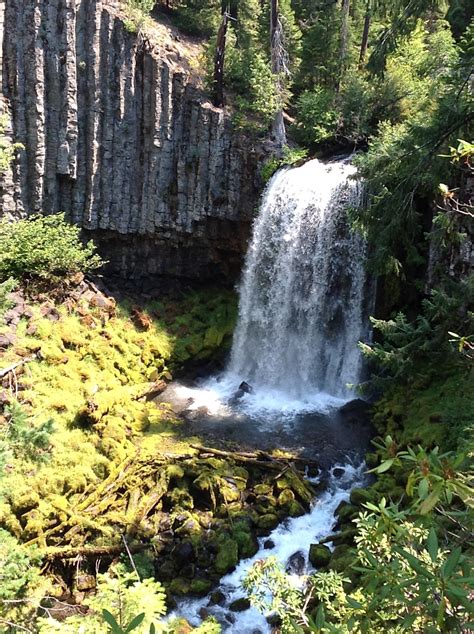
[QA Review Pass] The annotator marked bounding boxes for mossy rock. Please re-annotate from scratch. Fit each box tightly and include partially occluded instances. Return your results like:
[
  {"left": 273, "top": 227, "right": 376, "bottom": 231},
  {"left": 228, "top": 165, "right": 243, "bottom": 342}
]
[
  {"left": 215, "top": 537, "right": 239, "bottom": 574},
  {"left": 277, "top": 489, "right": 295, "bottom": 506},
  {"left": 167, "top": 464, "right": 185, "bottom": 480},
  {"left": 309, "top": 544, "right": 331, "bottom": 568},
  {"left": 254, "top": 483, "right": 273, "bottom": 495},
  {"left": 208, "top": 590, "right": 226, "bottom": 605},
  {"left": 233, "top": 527, "right": 259, "bottom": 559},
  {"left": 229, "top": 597, "right": 251, "bottom": 612},
  {"left": 167, "top": 487, "right": 194, "bottom": 511},
  {"left": 190, "top": 578, "right": 212, "bottom": 595},
  {"left": 349, "top": 488, "right": 373, "bottom": 507},
  {"left": 255, "top": 494, "right": 277, "bottom": 514},
  {"left": 169, "top": 577, "right": 191, "bottom": 595},
  {"left": 257, "top": 513, "right": 279, "bottom": 530},
  {"left": 286, "top": 472, "right": 314, "bottom": 506},
  {"left": 287, "top": 500, "right": 305, "bottom": 517},
  {"left": 218, "top": 480, "right": 241, "bottom": 504},
  {"left": 174, "top": 511, "right": 202, "bottom": 535},
  {"left": 328, "top": 544, "right": 356, "bottom": 574},
  {"left": 335, "top": 501, "right": 358, "bottom": 524},
  {"left": 331, "top": 528, "right": 358, "bottom": 546}
]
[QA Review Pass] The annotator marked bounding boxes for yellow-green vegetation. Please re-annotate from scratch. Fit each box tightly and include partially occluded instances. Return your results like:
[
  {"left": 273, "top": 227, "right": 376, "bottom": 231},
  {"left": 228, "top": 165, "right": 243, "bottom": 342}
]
[
  {"left": 372, "top": 366, "right": 473, "bottom": 452},
  {"left": 0, "top": 288, "right": 237, "bottom": 544}
]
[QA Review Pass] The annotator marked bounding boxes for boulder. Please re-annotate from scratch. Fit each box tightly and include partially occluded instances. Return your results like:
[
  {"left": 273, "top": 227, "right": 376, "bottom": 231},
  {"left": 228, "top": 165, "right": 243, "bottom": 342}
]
[
  {"left": 286, "top": 551, "right": 305, "bottom": 574},
  {"left": 208, "top": 590, "right": 226, "bottom": 606},
  {"left": 335, "top": 501, "right": 358, "bottom": 523},
  {"left": 229, "top": 597, "right": 251, "bottom": 612},
  {"left": 349, "top": 488, "right": 372, "bottom": 507},
  {"left": 215, "top": 537, "right": 239, "bottom": 574},
  {"left": 309, "top": 544, "right": 331, "bottom": 568},
  {"left": 256, "top": 514, "right": 279, "bottom": 530},
  {"left": 190, "top": 578, "right": 212, "bottom": 595},
  {"left": 328, "top": 544, "right": 355, "bottom": 573},
  {"left": 238, "top": 381, "right": 254, "bottom": 394}
]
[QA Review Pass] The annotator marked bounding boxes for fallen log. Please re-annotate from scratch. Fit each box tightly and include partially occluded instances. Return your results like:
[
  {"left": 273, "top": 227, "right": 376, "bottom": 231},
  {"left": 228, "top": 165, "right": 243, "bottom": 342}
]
[
  {"left": 191, "top": 444, "right": 293, "bottom": 472},
  {"left": 43, "top": 542, "right": 151, "bottom": 561}
]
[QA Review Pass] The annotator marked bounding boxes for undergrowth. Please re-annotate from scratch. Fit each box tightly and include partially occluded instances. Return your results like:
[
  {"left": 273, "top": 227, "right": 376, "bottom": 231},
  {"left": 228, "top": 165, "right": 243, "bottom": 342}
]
[{"left": 0, "top": 288, "right": 237, "bottom": 546}]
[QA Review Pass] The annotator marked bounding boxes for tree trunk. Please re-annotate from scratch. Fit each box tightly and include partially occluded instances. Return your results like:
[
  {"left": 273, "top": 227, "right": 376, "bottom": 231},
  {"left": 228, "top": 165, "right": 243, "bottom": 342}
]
[
  {"left": 212, "top": 6, "right": 229, "bottom": 107},
  {"left": 337, "top": 0, "right": 351, "bottom": 93},
  {"left": 359, "top": 2, "right": 371, "bottom": 68},
  {"left": 270, "top": 0, "right": 286, "bottom": 147}
]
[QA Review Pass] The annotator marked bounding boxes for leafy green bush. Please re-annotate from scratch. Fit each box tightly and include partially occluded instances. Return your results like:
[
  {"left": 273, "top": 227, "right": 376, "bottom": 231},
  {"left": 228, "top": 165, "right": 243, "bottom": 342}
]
[
  {"left": 261, "top": 145, "right": 309, "bottom": 183},
  {"left": 0, "top": 530, "right": 45, "bottom": 631},
  {"left": 173, "top": 0, "right": 221, "bottom": 36},
  {"left": 1, "top": 403, "right": 54, "bottom": 466},
  {"left": 293, "top": 88, "right": 339, "bottom": 146},
  {"left": 0, "top": 213, "right": 104, "bottom": 283},
  {"left": 37, "top": 564, "right": 167, "bottom": 633},
  {"left": 0, "top": 277, "right": 17, "bottom": 318},
  {"left": 122, "top": 0, "right": 155, "bottom": 33}
]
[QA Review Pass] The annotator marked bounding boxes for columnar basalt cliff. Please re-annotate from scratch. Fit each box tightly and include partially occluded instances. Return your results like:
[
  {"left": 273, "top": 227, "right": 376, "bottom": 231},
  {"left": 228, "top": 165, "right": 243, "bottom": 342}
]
[{"left": 1, "top": 0, "right": 263, "bottom": 282}]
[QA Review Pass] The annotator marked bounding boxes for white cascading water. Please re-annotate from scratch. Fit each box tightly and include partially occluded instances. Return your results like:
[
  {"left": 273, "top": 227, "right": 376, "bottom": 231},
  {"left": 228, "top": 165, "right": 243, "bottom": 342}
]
[
  {"left": 172, "top": 157, "right": 369, "bottom": 415},
  {"left": 230, "top": 158, "right": 367, "bottom": 400},
  {"left": 170, "top": 158, "right": 371, "bottom": 632}
]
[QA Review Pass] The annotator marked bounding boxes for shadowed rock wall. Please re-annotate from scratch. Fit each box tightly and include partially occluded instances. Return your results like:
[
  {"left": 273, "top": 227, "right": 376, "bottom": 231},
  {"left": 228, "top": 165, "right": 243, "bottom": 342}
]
[{"left": 1, "top": 0, "right": 262, "bottom": 282}]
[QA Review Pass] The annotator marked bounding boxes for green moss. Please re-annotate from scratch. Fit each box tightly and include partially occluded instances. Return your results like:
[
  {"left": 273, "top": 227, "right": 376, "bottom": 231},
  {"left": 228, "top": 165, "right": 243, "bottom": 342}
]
[
  {"left": 189, "top": 578, "right": 212, "bottom": 595},
  {"left": 214, "top": 536, "right": 239, "bottom": 574},
  {"left": 373, "top": 367, "right": 473, "bottom": 452},
  {"left": 309, "top": 544, "right": 331, "bottom": 568},
  {"left": 232, "top": 527, "right": 259, "bottom": 559},
  {"left": 256, "top": 513, "right": 279, "bottom": 530},
  {"left": 169, "top": 578, "right": 191, "bottom": 596},
  {"left": 328, "top": 544, "right": 356, "bottom": 574}
]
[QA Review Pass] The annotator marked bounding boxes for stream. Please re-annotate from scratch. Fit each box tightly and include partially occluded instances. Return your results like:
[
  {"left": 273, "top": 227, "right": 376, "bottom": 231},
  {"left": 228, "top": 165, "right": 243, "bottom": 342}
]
[{"left": 165, "top": 157, "right": 374, "bottom": 631}]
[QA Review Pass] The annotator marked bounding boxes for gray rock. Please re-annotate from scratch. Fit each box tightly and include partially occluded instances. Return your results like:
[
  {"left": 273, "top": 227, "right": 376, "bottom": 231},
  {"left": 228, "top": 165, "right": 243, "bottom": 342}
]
[{"left": 1, "top": 0, "right": 264, "bottom": 283}]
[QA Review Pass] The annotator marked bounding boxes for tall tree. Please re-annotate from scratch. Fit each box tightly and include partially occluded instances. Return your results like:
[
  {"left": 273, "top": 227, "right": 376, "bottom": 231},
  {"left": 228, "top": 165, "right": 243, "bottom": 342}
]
[
  {"left": 212, "top": 3, "right": 230, "bottom": 107},
  {"left": 337, "top": 0, "right": 351, "bottom": 91},
  {"left": 270, "top": 0, "right": 287, "bottom": 146},
  {"left": 359, "top": 0, "right": 371, "bottom": 67}
]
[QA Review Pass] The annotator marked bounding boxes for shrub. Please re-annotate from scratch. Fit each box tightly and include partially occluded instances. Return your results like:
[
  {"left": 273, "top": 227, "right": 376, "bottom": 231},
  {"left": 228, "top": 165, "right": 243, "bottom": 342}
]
[
  {"left": 0, "top": 277, "right": 17, "bottom": 317},
  {"left": 293, "top": 88, "right": 339, "bottom": 146},
  {"left": 0, "top": 213, "right": 104, "bottom": 283},
  {"left": 122, "top": 0, "right": 155, "bottom": 34}
]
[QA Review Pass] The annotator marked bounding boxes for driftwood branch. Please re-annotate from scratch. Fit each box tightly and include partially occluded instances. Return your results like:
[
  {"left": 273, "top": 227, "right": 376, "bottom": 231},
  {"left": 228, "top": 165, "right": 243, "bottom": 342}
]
[
  {"left": 0, "top": 355, "right": 37, "bottom": 379},
  {"left": 190, "top": 444, "right": 315, "bottom": 473},
  {"left": 43, "top": 542, "right": 151, "bottom": 561}
]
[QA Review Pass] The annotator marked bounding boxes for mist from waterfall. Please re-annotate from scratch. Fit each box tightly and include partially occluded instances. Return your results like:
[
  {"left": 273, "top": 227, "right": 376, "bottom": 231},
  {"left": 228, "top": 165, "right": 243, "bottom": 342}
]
[{"left": 228, "top": 157, "right": 368, "bottom": 401}]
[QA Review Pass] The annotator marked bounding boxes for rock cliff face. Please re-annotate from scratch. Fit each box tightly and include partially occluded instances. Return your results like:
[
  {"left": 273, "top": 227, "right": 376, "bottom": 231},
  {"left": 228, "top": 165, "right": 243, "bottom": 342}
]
[{"left": 1, "top": 0, "right": 263, "bottom": 283}]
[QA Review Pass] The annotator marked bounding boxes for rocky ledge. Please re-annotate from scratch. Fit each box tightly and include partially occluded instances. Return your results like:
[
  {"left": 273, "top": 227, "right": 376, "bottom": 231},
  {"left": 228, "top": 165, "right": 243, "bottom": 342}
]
[{"left": 1, "top": 0, "right": 263, "bottom": 283}]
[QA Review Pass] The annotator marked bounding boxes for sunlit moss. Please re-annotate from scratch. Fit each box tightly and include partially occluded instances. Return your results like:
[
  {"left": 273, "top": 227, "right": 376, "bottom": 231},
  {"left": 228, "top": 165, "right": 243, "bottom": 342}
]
[{"left": 1, "top": 288, "right": 237, "bottom": 544}]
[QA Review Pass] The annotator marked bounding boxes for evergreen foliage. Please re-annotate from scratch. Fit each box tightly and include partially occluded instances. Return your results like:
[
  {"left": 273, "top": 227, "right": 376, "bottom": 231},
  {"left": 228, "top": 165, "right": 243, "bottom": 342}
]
[
  {"left": 245, "top": 443, "right": 473, "bottom": 632},
  {"left": 0, "top": 213, "right": 104, "bottom": 283}
]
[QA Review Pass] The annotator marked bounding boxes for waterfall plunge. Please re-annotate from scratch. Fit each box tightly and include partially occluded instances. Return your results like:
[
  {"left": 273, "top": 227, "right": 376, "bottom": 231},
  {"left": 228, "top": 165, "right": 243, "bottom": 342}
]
[
  {"left": 229, "top": 158, "right": 368, "bottom": 400},
  {"left": 171, "top": 156, "right": 370, "bottom": 416}
]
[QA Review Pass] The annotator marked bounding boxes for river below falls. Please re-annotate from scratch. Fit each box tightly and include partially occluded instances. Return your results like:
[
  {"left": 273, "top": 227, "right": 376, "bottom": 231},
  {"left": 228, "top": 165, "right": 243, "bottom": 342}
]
[{"left": 161, "top": 378, "right": 374, "bottom": 633}]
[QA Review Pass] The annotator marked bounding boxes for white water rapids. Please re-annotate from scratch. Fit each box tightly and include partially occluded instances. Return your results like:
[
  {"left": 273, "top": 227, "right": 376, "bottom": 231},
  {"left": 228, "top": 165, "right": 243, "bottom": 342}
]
[
  {"left": 175, "top": 463, "right": 366, "bottom": 632},
  {"left": 168, "top": 158, "right": 372, "bottom": 632}
]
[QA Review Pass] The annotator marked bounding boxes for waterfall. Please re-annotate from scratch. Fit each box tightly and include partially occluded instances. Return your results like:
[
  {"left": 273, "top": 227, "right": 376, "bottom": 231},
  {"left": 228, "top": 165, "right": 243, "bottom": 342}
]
[
  {"left": 170, "top": 158, "right": 373, "bottom": 632},
  {"left": 229, "top": 157, "right": 368, "bottom": 400}
]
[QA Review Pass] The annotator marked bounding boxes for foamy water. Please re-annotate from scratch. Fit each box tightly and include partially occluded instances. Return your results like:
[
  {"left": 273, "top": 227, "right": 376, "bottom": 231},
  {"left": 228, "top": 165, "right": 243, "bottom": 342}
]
[{"left": 173, "top": 462, "right": 366, "bottom": 632}]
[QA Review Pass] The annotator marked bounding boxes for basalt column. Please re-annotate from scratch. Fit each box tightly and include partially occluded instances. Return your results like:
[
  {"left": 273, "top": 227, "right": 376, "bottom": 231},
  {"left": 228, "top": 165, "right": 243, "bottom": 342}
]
[{"left": 1, "top": 0, "right": 262, "bottom": 282}]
